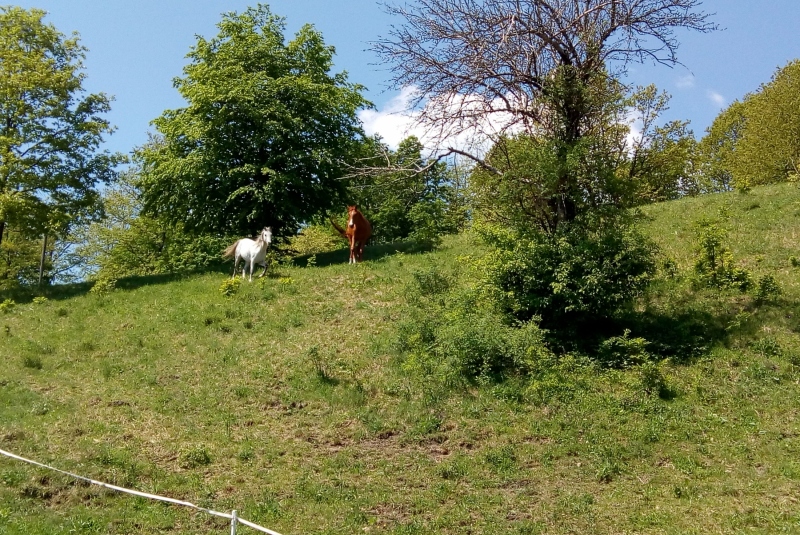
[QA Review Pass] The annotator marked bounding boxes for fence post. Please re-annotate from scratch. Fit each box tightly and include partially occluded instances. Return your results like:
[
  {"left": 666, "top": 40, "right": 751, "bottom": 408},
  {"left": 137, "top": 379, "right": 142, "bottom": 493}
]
[{"left": 231, "top": 509, "right": 238, "bottom": 535}]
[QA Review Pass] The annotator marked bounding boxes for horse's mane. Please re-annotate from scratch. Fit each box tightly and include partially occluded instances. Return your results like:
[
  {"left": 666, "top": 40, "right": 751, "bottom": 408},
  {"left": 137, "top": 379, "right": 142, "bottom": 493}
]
[{"left": 255, "top": 229, "right": 271, "bottom": 246}]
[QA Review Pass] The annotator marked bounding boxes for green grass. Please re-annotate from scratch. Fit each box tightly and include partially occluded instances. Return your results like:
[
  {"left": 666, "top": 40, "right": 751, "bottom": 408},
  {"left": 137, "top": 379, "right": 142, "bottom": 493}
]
[{"left": 2, "top": 184, "right": 800, "bottom": 534}]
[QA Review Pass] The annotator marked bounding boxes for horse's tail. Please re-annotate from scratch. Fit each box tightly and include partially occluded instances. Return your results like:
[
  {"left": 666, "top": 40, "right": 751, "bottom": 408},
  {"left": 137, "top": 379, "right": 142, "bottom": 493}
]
[
  {"left": 329, "top": 217, "right": 348, "bottom": 238},
  {"left": 222, "top": 240, "right": 240, "bottom": 259}
]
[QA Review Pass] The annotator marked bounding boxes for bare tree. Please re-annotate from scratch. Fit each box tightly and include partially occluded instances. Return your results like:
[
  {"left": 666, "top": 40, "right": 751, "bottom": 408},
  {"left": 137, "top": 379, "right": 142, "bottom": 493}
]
[
  {"left": 373, "top": 0, "right": 716, "bottom": 228},
  {"left": 376, "top": 0, "right": 714, "bottom": 146}
]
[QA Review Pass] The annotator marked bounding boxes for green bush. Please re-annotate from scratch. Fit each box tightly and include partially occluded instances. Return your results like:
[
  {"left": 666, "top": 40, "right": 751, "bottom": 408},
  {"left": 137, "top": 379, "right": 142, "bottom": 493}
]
[
  {"left": 94, "top": 218, "right": 230, "bottom": 280},
  {"left": 692, "top": 215, "right": 752, "bottom": 291},
  {"left": 639, "top": 361, "right": 671, "bottom": 398},
  {"left": 0, "top": 299, "right": 16, "bottom": 314},
  {"left": 597, "top": 329, "right": 651, "bottom": 368},
  {"left": 755, "top": 274, "right": 781, "bottom": 304},
  {"left": 398, "top": 269, "right": 553, "bottom": 382},
  {"left": 407, "top": 199, "right": 449, "bottom": 247},
  {"left": 476, "top": 215, "right": 658, "bottom": 327},
  {"left": 89, "top": 277, "right": 116, "bottom": 296},
  {"left": 289, "top": 224, "right": 342, "bottom": 256}
]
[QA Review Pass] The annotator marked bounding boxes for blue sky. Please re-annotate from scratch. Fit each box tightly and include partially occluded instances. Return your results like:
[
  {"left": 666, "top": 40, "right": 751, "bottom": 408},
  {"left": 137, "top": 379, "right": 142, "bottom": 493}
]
[{"left": 11, "top": 0, "right": 800, "bottom": 157}]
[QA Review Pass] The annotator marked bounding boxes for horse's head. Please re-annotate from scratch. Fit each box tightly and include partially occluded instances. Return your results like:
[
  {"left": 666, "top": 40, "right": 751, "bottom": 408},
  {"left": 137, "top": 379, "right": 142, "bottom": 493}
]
[
  {"left": 261, "top": 227, "right": 272, "bottom": 244},
  {"left": 347, "top": 205, "right": 358, "bottom": 228}
]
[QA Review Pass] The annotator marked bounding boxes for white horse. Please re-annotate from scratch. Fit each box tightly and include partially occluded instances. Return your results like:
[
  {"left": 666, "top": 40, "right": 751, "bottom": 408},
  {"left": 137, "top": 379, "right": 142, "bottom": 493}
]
[{"left": 222, "top": 227, "right": 273, "bottom": 282}]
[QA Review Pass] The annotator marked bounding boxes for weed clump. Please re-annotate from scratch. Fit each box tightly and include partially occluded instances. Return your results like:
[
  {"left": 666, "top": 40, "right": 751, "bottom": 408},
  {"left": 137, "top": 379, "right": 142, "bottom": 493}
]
[
  {"left": 179, "top": 445, "right": 212, "bottom": 469},
  {"left": 219, "top": 278, "right": 241, "bottom": 297},
  {"left": 22, "top": 355, "right": 43, "bottom": 370}
]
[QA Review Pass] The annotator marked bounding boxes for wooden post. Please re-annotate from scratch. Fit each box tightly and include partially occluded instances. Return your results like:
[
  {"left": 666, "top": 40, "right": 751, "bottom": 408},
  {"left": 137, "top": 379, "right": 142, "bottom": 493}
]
[{"left": 38, "top": 234, "right": 48, "bottom": 286}]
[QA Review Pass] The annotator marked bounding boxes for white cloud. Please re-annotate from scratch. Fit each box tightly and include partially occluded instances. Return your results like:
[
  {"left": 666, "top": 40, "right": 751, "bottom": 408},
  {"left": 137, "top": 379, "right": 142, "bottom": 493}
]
[
  {"left": 358, "top": 87, "right": 426, "bottom": 150},
  {"left": 361, "top": 87, "right": 651, "bottom": 160},
  {"left": 707, "top": 90, "right": 727, "bottom": 108},
  {"left": 359, "top": 86, "right": 523, "bottom": 158},
  {"left": 675, "top": 75, "right": 695, "bottom": 89},
  {"left": 624, "top": 110, "right": 644, "bottom": 152}
]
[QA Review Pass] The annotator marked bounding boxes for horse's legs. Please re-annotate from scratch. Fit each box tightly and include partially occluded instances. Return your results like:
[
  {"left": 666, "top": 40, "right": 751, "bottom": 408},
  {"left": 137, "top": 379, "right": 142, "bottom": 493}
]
[
  {"left": 259, "top": 262, "right": 268, "bottom": 278},
  {"left": 349, "top": 236, "right": 356, "bottom": 264},
  {"left": 232, "top": 256, "right": 238, "bottom": 279},
  {"left": 248, "top": 260, "right": 254, "bottom": 282}
]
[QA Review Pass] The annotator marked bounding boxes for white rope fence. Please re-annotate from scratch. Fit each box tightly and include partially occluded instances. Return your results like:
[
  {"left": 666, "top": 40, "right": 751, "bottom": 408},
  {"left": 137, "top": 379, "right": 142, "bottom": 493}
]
[{"left": 0, "top": 447, "right": 285, "bottom": 535}]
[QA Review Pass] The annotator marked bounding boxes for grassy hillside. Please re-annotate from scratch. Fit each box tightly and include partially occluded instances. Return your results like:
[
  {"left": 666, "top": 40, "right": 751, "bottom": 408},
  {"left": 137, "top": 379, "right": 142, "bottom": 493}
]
[{"left": 2, "top": 184, "right": 800, "bottom": 534}]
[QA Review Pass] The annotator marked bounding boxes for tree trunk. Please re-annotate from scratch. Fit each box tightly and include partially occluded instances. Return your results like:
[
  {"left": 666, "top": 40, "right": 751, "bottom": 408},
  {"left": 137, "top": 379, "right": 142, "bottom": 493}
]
[
  {"left": 38, "top": 234, "right": 48, "bottom": 286},
  {"left": 0, "top": 220, "right": 4, "bottom": 248}
]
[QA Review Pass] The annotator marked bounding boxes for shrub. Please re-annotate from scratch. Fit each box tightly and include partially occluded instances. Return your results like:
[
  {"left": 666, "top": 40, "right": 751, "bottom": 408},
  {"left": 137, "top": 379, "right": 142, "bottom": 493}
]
[
  {"left": 0, "top": 299, "right": 16, "bottom": 314},
  {"left": 476, "top": 215, "right": 658, "bottom": 328},
  {"left": 692, "top": 215, "right": 752, "bottom": 291},
  {"left": 93, "top": 219, "right": 231, "bottom": 280},
  {"left": 398, "top": 275, "right": 553, "bottom": 382},
  {"left": 407, "top": 199, "right": 448, "bottom": 247},
  {"left": 639, "top": 361, "right": 671, "bottom": 398},
  {"left": 90, "top": 277, "right": 116, "bottom": 296},
  {"left": 289, "top": 224, "right": 342, "bottom": 256},
  {"left": 755, "top": 274, "right": 781, "bottom": 304},
  {"left": 597, "top": 330, "right": 651, "bottom": 368}
]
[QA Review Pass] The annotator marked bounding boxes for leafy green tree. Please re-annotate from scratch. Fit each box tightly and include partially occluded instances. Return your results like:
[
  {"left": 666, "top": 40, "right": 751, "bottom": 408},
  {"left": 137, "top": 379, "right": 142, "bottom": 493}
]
[
  {"left": 0, "top": 6, "right": 122, "bottom": 250},
  {"left": 695, "top": 100, "right": 747, "bottom": 192},
  {"left": 0, "top": 229, "right": 40, "bottom": 290},
  {"left": 698, "top": 61, "right": 800, "bottom": 191},
  {"left": 728, "top": 60, "right": 800, "bottom": 189},
  {"left": 459, "top": 78, "right": 674, "bottom": 331},
  {"left": 138, "top": 5, "right": 370, "bottom": 237},
  {"left": 623, "top": 85, "right": 699, "bottom": 203},
  {"left": 634, "top": 120, "right": 698, "bottom": 202},
  {"left": 69, "top": 169, "right": 229, "bottom": 280},
  {"left": 350, "top": 136, "right": 463, "bottom": 244}
]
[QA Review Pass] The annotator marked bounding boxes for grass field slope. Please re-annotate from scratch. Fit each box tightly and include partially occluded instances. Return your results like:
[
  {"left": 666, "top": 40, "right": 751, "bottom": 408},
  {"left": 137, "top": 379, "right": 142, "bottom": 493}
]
[{"left": 2, "top": 184, "right": 800, "bottom": 534}]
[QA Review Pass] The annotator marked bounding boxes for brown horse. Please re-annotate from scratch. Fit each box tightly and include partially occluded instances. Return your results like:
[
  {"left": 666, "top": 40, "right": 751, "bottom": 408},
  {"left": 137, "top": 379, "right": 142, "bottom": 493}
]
[{"left": 330, "top": 206, "right": 372, "bottom": 264}]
